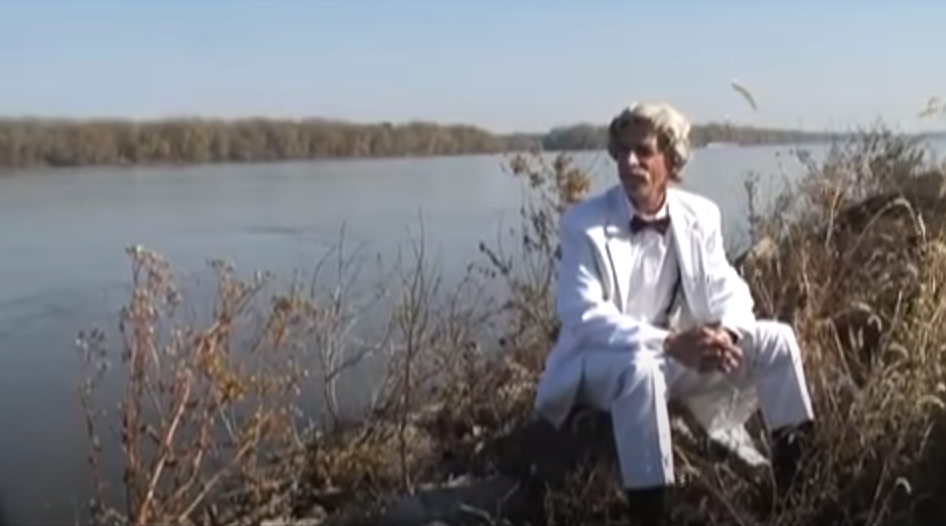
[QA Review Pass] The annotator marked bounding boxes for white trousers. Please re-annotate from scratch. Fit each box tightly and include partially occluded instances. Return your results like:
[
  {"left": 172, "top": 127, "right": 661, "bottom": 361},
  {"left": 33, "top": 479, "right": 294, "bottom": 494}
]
[{"left": 578, "top": 320, "right": 815, "bottom": 489}]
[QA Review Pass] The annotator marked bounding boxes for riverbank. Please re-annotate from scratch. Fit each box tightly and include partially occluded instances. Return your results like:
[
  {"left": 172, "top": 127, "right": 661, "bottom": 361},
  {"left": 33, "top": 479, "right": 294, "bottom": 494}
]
[
  {"left": 74, "top": 128, "right": 946, "bottom": 525},
  {"left": 0, "top": 116, "right": 839, "bottom": 171}
]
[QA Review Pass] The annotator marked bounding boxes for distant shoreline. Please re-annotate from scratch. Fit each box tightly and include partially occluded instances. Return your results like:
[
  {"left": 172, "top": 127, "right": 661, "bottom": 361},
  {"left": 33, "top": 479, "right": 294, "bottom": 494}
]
[
  {"left": 0, "top": 142, "right": 828, "bottom": 175},
  {"left": 0, "top": 116, "right": 861, "bottom": 171}
]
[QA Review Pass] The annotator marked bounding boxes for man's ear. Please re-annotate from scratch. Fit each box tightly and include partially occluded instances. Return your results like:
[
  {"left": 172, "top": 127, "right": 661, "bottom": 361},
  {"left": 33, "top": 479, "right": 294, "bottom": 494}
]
[
  {"left": 660, "top": 142, "right": 680, "bottom": 180},
  {"left": 664, "top": 156, "right": 681, "bottom": 182}
]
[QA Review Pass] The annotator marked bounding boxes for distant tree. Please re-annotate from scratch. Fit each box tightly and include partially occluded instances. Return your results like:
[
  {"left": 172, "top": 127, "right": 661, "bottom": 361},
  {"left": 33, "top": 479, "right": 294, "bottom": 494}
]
[{"left": 0, "top": 117, "right": 841, "bottom": 170}]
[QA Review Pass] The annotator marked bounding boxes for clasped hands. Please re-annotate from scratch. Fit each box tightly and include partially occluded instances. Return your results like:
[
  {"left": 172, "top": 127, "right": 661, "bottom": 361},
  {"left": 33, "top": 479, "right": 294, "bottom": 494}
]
[{"left": 664, "top": 323, "right": 742, "bottom": 374}]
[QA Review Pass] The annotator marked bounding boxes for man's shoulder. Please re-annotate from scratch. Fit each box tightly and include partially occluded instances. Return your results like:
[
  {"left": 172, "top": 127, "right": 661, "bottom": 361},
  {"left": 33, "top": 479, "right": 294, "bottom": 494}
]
[
  {"left": 558, "top": 186, "right": 723, "bottom": 232},
  {"left": 670, "top": 187, "right": 722, "bottom": 225},
  {"left": 560, "top": 187, "right": 616, "bottom": 233}
]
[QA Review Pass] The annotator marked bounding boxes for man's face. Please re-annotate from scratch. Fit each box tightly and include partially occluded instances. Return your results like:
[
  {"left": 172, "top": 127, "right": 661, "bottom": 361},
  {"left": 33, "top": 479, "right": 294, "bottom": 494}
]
[{"left": 613, "top": 121, "right": 671, "bottom": 204}]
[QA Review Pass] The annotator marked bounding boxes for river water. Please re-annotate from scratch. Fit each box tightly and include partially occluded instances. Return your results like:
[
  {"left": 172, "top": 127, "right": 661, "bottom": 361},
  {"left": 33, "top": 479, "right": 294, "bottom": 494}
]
[{"left": 0, "top": 141, "right": 940, "bottom": 523}]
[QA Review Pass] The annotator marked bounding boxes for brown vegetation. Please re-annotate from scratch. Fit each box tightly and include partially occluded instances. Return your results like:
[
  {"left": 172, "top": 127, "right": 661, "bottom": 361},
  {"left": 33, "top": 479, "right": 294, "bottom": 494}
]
[
  {"left": 75, "top": 127, "right": 946, "bottom": 525},
  {"left": 0, "top": 117, "right": 838, "bottom": 170}
]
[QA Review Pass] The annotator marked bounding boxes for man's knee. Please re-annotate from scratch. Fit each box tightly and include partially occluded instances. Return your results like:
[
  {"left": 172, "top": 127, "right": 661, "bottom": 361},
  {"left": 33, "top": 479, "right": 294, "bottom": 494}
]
[
  {"left": 615, "top": 354, "right": 667, "bottom": 400},
  {"left": 752, "top": 320, "right": 803, "bottom": 368},
  {"left": 581, "top": 351, "right": 667, "bottom": 411}
]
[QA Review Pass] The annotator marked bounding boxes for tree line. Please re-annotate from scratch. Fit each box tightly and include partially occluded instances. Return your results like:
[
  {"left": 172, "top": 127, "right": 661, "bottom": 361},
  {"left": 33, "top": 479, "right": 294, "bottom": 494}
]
[{"left": 0, "top": 117, "right": 840, "bottom": 170}]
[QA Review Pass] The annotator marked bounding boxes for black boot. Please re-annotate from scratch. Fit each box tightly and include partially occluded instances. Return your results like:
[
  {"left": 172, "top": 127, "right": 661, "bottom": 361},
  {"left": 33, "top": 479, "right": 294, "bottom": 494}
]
[
  {"left": 771, "top": 420, "right": 815, "bottom": 495},
  {"left": 625, "top": 486, "right": 668, "bottom": 526}
]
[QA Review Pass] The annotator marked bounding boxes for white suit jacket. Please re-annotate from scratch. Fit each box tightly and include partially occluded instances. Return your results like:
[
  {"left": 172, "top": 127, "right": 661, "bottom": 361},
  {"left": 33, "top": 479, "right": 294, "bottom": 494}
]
[{"left": 534, "top": 184, "right": 762, "bottom": 451}]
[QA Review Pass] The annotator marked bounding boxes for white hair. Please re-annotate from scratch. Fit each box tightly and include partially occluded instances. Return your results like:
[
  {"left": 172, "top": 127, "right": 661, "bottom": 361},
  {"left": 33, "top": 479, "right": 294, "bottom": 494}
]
[{"left": 607, "top": 102, "right": 692, "bottom": 177}]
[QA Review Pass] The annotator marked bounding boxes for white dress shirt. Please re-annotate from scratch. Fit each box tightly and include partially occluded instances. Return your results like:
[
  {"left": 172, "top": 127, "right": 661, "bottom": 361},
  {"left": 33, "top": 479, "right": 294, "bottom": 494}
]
[{"left": 624, "top": 196, "right": 679, "bottom": 328}]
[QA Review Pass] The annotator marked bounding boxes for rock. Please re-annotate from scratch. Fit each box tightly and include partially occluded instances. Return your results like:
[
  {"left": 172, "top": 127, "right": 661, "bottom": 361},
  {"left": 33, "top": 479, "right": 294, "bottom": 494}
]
[
  {"left": 735, "top": 170, "right": 946, "bottom": 273},
  {"left": 736, "top": 184, "right": 936, "bottom": 317},
  {"left": 487, "top": 408, "right": 616, "bottom": 485},
  {"left": 372, "top": 475, "right": 521, "bottom": 526},
  {"left": 261, "top": 515, "right": 324, "bottom": 526},
  {"left": 259, "top": 505, "right": 328, "bottom": 526},
  {"left": 321, "top": 408, "right": 768, "bottom": 525},
  {"left": 487, "top": 405, "right": 766, "bottom": 489},
  {"left": 899, "top": 169, "right": 946, "bottom": 213}
]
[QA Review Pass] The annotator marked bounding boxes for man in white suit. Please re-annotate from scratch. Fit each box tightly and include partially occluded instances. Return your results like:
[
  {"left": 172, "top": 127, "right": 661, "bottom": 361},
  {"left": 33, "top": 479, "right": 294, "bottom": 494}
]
[{"left": 533, "top": 102, "right": 816, "bottom": 525}]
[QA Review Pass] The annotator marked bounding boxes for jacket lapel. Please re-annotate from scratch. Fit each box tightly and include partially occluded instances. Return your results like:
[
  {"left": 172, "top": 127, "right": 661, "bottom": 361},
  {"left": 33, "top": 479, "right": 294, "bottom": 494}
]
[
  {"left": 603, "top": 187, "right": 634, "bottom": 311},
  {"left": 667, "top": 189, "right": 702, "bottom": 319}
]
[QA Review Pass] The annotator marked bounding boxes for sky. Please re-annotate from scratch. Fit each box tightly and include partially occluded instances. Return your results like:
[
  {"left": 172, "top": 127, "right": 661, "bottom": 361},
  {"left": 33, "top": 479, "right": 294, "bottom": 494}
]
[{"left": 0, "top": 0, "right": 944, "bottom": 133}]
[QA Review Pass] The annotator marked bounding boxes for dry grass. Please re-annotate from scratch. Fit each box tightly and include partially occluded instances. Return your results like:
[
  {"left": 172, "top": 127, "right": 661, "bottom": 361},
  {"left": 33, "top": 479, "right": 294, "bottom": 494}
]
[{"left": 75, "top": 128, "right": 946, "bottom": 525}]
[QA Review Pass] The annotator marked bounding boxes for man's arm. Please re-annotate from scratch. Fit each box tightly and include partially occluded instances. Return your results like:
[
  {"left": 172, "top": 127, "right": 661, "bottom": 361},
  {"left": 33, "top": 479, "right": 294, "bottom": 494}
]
[
  {"left": 556, "top": 213, "right": 670, "bottom": 351},
  {"left": 701, "top": 206, "right": 756, "bottom": 344}
]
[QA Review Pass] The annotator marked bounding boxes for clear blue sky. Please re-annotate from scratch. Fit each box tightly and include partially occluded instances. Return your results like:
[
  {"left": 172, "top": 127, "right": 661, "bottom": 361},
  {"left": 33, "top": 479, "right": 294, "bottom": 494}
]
[{"left": 1, "top": 0, "right": 944, "bottom": 133}]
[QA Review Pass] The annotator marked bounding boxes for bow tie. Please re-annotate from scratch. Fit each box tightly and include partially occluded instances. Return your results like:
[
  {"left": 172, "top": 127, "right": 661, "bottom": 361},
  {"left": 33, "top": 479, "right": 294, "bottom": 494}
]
[{"left": 630, "top": 215, "right": 671, "bottom": 235}]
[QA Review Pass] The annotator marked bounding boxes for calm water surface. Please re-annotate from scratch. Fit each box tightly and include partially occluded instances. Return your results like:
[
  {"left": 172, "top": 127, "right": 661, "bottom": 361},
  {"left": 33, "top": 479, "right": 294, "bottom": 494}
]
[{"left": 1, "top": 141, "right": 940, "bottom": 523}]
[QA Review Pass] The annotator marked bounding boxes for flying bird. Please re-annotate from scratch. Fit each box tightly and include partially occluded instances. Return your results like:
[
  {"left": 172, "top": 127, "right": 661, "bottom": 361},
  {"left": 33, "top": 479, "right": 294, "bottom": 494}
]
[
  {"left": 918, "top": 96, "right": 941, "bottom": 118},
  {"left": 730, "top": 79, "right": 758, "bottom": 111}
]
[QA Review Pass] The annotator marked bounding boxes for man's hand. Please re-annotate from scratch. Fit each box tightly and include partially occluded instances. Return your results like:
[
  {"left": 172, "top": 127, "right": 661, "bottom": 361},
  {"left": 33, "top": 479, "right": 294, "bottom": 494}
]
[{"left": 664, "top": 324, "right": 742, "bottom": 374}]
